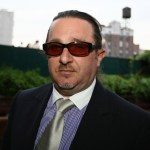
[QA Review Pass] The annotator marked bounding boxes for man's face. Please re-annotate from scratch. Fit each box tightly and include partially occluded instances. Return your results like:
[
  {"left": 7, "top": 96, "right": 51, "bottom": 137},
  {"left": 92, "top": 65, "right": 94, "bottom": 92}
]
[{"left": 47, "top": 17, "right": 105, "bottom": 96}]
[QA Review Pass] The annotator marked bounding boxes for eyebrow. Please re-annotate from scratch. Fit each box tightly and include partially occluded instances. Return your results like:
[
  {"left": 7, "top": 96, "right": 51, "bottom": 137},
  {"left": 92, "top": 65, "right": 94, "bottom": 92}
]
[
  {"left": 47, "top": 38, "right": 61, "bottom": 43},
  {"left": 47, "top": 38, "right": 86, "bottom": 44}
]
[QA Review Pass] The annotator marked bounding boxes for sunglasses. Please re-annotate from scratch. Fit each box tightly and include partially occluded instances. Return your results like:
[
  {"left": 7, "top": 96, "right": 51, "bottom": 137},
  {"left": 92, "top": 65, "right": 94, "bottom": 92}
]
[{"left": 43, "top": 41, "right": 99, "bottom": 57}]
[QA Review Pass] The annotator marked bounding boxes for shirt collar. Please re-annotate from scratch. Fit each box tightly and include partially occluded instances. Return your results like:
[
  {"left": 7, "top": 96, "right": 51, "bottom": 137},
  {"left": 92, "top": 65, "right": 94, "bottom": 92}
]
[{"left": 51, "top": 78, "right": 96, "bottom": 110}]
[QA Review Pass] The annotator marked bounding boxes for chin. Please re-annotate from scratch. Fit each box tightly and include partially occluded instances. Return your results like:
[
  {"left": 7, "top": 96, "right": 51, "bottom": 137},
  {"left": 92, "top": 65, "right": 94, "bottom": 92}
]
[{"left": 57, "top": 81, "right": 77, "bottom": 90}]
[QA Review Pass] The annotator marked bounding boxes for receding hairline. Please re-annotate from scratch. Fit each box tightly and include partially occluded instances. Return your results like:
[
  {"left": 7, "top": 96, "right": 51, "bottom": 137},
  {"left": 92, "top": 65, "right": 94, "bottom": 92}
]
[
  {"left": 45, "top": 10, "right": 102, "bottom": 49},
  {"left": 46, "top": 16, "right": 95, "bottom": 42}
]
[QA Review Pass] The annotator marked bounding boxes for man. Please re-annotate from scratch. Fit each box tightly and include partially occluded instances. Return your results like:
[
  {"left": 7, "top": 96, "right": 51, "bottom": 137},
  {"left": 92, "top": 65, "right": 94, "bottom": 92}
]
[{"left": 1, "top": 10, "right": 150, "bottom": 150}]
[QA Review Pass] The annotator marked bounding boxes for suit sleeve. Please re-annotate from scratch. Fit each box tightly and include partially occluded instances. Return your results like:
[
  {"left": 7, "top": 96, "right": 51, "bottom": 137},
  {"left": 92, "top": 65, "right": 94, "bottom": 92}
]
[
  {"left": 0, "top": 91, "right": 21, "bottom": 150},
  {"left": 133, "top": 119, "right": 150, "bottom": 149}
]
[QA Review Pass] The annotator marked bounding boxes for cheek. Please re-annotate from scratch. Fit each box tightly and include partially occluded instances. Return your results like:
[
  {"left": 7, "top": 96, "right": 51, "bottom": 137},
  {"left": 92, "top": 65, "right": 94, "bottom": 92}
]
[
  {"left": 48, "top": 59, "right": 57, "bottom": 73},
  {"left": 79, "top": 56, "right": 98, "bottom": 74}
]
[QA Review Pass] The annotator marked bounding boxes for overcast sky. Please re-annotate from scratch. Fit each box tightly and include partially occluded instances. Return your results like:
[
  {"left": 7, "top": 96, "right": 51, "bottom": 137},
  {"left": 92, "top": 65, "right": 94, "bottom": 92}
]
[{"left": 1, "top": 0, "right": 150, "bottom": 50}]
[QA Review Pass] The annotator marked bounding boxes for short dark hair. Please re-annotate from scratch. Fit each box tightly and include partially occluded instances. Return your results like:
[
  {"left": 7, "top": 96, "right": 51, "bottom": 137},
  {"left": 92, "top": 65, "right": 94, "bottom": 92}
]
[{"left": 49, "top": 10, "right": 102, "bottom": 49}]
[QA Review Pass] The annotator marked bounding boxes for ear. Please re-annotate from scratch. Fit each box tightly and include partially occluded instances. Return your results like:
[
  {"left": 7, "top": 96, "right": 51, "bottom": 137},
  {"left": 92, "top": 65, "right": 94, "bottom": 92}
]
[{"left": 97, "top": 48, "right": 106, "bottom": 61}]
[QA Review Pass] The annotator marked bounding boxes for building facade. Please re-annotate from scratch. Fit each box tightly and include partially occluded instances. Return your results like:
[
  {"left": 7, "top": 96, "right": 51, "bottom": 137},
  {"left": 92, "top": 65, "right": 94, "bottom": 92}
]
[
  {"left": 102, "top": 21, "right": 139, "bottom": 58},
  {"left": 0, "top": 9, "right": 14, "bottom": 46}
]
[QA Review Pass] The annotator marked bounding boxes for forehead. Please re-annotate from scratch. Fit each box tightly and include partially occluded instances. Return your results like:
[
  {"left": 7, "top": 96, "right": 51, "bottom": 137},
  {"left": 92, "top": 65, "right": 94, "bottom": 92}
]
[
  {"left": 52, "top": 17, "right": 93, "bottom": 28},
  {"left": 47, "top": 18, "right": 94, "bottom": 42}
]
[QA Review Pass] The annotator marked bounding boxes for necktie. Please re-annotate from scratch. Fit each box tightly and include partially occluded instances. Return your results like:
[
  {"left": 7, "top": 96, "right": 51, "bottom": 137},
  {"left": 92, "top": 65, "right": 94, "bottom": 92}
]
[{"left": 35, "top": 98, "right": 74, "bottom": 150}]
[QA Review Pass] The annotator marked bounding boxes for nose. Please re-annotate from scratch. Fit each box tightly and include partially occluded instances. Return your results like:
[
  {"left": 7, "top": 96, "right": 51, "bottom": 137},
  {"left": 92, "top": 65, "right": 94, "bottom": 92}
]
[{"left": 59, "top": 48, "right": 73, "bottom": 64}]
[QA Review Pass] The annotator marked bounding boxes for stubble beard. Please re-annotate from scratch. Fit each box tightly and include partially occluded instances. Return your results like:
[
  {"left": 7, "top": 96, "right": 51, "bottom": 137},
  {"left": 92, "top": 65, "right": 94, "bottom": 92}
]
[
  {"left": 54, "top": 81, "right": 78, "bottom": 96},
  {"left": 56, "top": 82, "right": 76, "bottom": 90}
]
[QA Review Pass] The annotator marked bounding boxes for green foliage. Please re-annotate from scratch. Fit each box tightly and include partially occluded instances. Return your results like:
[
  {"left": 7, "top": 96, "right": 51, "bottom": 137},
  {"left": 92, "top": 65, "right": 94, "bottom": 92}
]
[
  {"left": 137, "top": 50, "right": 150, "bottom": 64},
  {"left": 131, "top": 76, "right": 150, "bottom": 102},
  {"left": 136, "top": 50, "right": 150, "bottom": 75},
  {"left": 100, "top": 74, "right": 150, "bottom": 103},
  {"left": 0, "top": 67, "right": 51, "bottom": 96},
  {"left": 0, "top": 67, "right": 150, "bottom": 103}
]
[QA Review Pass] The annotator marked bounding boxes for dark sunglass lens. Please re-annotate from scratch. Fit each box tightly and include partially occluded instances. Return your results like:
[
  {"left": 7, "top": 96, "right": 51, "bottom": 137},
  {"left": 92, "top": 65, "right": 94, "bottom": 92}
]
[
  {"left": 46, "top": 43, "right": 63, "bottom": 56},
  {"left": 69, "top": 43, "right": 89, "bottom": 56}
]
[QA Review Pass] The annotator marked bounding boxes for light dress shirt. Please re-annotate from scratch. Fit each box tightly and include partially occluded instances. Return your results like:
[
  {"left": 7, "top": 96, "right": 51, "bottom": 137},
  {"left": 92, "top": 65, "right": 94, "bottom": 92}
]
[{"left": 34, "top": 78, "right": 96, "bottom": 150}]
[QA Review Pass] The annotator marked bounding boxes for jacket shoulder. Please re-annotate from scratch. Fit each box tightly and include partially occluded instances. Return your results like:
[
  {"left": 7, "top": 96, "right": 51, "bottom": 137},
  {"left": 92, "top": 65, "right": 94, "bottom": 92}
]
[{"left": 13, "top": 83, "right": 53, "bottom": 102}]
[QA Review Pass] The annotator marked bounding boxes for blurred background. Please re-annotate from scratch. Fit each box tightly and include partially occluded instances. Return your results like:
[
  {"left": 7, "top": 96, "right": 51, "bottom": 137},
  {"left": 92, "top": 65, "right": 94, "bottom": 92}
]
[{"left": 0, "top": 0, "right": 150, "bottom": 50}]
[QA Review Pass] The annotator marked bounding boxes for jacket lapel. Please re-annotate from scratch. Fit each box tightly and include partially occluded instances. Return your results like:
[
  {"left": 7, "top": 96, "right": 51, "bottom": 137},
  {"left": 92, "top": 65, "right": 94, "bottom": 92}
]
[
  {"left": 70, "top": 80, "right": 113, "bottom": 149},
  {"left": 31, "top": 84, "right": 53, "bottom": 148},
  {"left": 21, "top": 84, "right": 53, "bottom": 150}
]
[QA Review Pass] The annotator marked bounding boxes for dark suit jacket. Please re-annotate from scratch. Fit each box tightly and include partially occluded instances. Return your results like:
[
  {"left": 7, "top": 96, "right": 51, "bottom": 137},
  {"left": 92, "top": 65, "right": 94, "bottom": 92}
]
[{"left": 1, "top": 80, "right": 150, "bottom": 150}]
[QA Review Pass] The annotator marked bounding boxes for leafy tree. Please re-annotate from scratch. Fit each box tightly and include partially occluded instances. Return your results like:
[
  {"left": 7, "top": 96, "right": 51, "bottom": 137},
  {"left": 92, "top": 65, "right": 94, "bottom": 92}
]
[{"left": 136, "top": 50, "right": 150, "bottom": 75}]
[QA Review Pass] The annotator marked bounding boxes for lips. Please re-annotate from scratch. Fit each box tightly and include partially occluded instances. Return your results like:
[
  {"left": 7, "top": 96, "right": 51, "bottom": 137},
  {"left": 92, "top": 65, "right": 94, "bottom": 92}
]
[
  {"left": 59, "top": 70, "right": 74, "bottom": 77},
  {"left": 59, "top": 69, "right": 74, "bottom": 72},
  {"left": 56, "top": 64, "right": 76, "bottom": 77}
]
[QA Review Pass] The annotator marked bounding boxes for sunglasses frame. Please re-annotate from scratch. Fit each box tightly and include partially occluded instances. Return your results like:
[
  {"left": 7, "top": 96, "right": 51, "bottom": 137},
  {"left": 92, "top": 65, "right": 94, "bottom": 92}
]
[{"left": 43, "top": 41, "right": 99, "bottom": 57}]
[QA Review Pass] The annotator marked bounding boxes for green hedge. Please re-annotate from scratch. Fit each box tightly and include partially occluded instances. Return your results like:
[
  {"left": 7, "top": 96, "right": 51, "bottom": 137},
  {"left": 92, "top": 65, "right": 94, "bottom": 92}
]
[
  {"left": 0, "top": 67, "right": 150, "bottom": 103},
  {"left": 0, "top": 67, "right": 51, "bottom": 96},
  {"left": 100, "top": 74, "right": 150, "bottom": 103}
]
